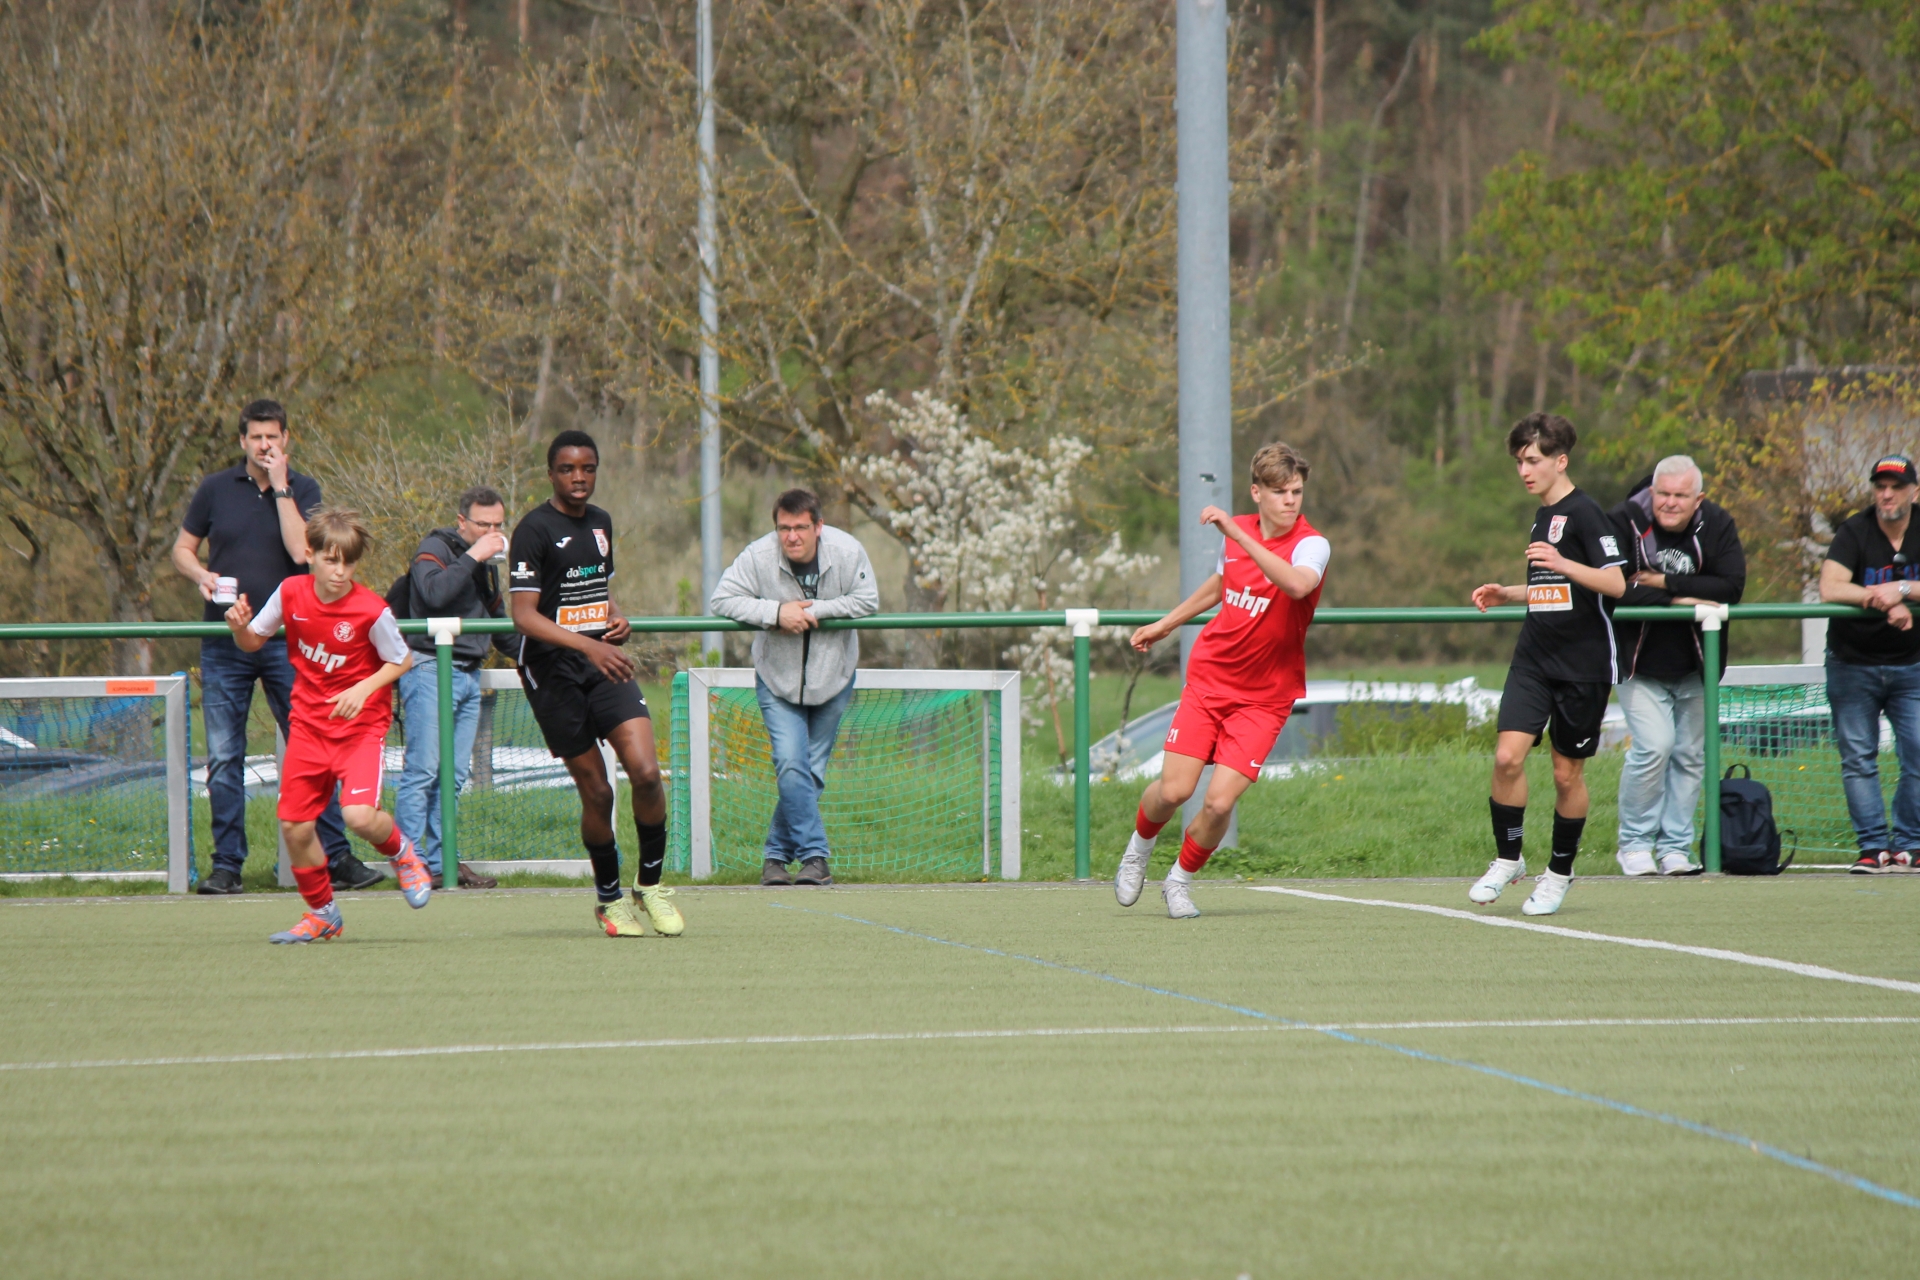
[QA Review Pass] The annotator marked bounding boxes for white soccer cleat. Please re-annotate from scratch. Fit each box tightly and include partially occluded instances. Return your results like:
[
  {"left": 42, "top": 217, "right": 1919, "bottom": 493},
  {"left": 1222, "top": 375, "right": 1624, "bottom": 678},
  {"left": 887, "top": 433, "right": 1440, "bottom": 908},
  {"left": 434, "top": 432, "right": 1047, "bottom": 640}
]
[
  {"left": 1115, "top": 833, "right": 1155, "bottom": 907},
  {"left": 1162, "top": 876, "right": 1200, "bottom": 919},
  {"left": 1468, "top": 857, "right": 1525, "bottom": 905},
  {"left": 1522, "top": 869, "right": 1573, "bottom": 916},
  {"left": 1615, "top": 850, "right": 1658, "bottom": 877},
  {"left": 1656, "top": 852, "right": 1702, "bottom": 876}
]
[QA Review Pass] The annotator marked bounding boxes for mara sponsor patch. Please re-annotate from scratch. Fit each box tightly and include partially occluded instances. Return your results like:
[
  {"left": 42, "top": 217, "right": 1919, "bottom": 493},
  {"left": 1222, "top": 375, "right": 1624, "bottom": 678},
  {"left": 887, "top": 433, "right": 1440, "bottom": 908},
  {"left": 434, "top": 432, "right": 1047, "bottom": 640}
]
[
  {"left": 556, "top": 601, "right": 609, "bottom": 633},
  {"left": 1527, "top": 582, "right": 1573, "bottom": 612}
]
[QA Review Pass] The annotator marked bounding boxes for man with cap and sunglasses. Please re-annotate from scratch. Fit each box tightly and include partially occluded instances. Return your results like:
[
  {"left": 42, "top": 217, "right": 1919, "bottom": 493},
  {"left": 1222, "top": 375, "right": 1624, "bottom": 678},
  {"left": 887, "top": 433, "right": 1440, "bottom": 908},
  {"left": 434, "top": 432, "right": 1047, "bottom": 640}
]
[{"left": 1820, "top": 453, "right": 1920, "bottom": 873}]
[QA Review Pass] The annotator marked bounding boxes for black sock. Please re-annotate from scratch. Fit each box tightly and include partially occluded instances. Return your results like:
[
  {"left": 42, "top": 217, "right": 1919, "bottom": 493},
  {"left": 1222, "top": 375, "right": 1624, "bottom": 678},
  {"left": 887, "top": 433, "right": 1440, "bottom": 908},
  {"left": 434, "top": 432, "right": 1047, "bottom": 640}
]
[
  {"left": 634, "top": 821, "right": 667, "bottom": 889},
  {"left": 1549, "top": 812, "right": 1585, "bottom": 878},
  {"left": 586, "top": 840, "right": 622, "bottom": 904},
  {"left": 1490, "top": 799, "right": 1525, "bottom": 862}
]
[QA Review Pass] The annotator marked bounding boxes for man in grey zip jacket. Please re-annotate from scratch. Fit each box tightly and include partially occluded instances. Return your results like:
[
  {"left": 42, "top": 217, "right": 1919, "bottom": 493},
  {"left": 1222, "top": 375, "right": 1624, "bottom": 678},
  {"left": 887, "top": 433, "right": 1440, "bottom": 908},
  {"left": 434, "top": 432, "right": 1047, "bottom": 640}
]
[{"left": 709, "top": 489, "right": 880, "bottom": 885}]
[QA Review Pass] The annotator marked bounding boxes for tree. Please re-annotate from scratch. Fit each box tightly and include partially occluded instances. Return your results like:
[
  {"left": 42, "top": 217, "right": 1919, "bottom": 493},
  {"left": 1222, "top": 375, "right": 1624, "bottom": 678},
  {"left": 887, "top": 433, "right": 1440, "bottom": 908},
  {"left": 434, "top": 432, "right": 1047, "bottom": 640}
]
[
  {"left": 1468, "top": 0, "right": 1920, "bottom": 455},
  {"left": 0, "top": 1, "right": 439, "bottom": 666},
  {"left": 510, "top": 1, "right": 1322, "bottom": 613},
  {"left": 850, "top": 389, "right": 1157, "bottom": 760}
]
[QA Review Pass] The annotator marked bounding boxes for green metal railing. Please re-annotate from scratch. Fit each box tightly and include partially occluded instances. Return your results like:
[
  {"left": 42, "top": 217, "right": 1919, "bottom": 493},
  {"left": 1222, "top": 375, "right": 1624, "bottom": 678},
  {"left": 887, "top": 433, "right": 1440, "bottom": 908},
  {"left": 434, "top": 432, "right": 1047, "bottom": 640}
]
[{"left": 0, "top": 602, "right": 1873, "bottom": 885}]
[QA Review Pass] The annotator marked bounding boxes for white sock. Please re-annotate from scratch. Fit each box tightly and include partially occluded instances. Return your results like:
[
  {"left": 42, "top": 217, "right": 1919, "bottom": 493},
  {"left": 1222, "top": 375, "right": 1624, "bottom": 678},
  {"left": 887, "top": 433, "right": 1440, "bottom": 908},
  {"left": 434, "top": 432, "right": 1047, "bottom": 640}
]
[
  {"left": 1127, "top": 831, "right": 1157, "bottom": 856},
  {"left": 1166, "top": 864, "right": 1193, "bottom": 885}
]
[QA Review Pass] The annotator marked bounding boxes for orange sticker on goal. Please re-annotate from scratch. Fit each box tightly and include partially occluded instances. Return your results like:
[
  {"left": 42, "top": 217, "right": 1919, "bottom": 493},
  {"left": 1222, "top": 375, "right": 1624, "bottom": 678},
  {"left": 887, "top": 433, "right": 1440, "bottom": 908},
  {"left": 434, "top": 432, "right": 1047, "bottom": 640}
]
[
  {"left": 1526, "top": 584, "right": 1572, "bottom": 613},
  {"left": 556, "top": 602, "right": 609, "bottom": 633},
  {"left": 105, "top": 679, "right": 156, "bottom": 695}
]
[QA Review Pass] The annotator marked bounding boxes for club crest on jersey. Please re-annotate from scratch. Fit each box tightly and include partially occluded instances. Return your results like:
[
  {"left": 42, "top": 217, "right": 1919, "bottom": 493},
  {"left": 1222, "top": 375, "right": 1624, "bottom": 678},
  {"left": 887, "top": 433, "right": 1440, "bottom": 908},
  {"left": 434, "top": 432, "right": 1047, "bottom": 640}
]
[
  {"left": 296, "top": 637, "right": 349, "bottom": 673},
  {"left": 593, "top": 528, "right": 609, "bottom": 556},
  {"left": 332, "top": 620, "right": 355, "bottom": 643},
  {"left": 1547, "top": 515, "right": 1568, "bottom": 544},
  {"left": 1223, "top": 584, "right": 1272, "bottom": 618}
]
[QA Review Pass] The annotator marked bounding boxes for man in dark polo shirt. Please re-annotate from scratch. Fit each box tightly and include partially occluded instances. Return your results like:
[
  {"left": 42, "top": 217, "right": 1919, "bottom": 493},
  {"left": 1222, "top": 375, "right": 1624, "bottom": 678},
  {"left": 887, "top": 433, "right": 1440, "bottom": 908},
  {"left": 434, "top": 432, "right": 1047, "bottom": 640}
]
[
  {"left": 171, "top": 400, "right": 379, "bottom": 894},
  {"left": 1820, "top": 454, "right": 1920, "bottom": 875}
]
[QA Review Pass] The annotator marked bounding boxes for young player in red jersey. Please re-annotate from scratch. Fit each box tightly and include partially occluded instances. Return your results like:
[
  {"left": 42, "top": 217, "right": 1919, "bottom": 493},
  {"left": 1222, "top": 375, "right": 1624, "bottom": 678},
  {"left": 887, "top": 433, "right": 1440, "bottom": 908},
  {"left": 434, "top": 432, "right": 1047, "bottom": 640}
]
[
  {"left": 223, "top": 508, "right": 434, "bottom": 943},
  {"left": 1116, "top": 443, "right": 1330, "bottom": 918}
]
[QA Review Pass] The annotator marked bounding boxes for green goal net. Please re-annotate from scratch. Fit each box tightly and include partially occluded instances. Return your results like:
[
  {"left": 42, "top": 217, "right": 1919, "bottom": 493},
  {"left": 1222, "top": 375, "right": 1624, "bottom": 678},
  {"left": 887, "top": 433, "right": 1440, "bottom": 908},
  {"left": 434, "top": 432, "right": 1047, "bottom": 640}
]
[
  {"left": 1717, "top": 672, "right": 1886, "bottom": 859},
  {"left": 667, "top": 669, "right": 1020, "bottom": 881},
  {"left": 0, "top": 676, "right": 190, "bottom": 886}
]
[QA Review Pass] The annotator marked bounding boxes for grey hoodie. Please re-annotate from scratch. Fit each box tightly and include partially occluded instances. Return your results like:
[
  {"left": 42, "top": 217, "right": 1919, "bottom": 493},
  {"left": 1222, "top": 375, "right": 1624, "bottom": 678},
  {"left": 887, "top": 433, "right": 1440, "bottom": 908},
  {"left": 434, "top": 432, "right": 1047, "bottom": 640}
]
[{"left": 709, "top": 525, "right": 880, "bottom": 704}]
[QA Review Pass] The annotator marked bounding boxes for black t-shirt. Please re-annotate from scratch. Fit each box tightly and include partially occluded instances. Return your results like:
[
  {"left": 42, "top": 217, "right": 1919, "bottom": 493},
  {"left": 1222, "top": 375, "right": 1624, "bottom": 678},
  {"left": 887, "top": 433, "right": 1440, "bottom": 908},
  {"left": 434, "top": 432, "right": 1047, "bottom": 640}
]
[
  {"left": 1510, "top": 487, "right": 1627, "bottom": 683},
  {"left": 180, "top": 463, "right": 324, "bottom": 622},
  {"left": 1632, "top": 525, "right": 1704, "bottom": 681},
  {"left": 508, "top": 501, "right": 617, "bottom": 683},
  {"left": 1825, "top": 509, "right": 1920, "bottom": 666},
  {"left": 789, "top": 555, "right": 820, "bottom": 600}
]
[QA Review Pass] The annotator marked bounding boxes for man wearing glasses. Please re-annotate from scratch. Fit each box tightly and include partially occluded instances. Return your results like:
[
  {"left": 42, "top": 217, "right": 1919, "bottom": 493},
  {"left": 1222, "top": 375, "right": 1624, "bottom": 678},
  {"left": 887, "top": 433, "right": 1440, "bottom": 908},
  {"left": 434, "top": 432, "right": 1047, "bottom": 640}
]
[
  {"left": 1820, "top": 455, "right": 1920, "bottom": 874},
  {"left": 393, "top": 486, "right": 518, "bottom": 888}
]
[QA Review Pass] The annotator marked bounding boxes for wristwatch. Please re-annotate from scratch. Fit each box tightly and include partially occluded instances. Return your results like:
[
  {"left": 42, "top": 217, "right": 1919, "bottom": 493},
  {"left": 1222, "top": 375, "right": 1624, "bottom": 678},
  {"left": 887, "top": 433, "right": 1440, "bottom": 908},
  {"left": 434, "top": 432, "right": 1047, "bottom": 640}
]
[{"left": 273, "top": 487, "right": 295, "bottom": 500}]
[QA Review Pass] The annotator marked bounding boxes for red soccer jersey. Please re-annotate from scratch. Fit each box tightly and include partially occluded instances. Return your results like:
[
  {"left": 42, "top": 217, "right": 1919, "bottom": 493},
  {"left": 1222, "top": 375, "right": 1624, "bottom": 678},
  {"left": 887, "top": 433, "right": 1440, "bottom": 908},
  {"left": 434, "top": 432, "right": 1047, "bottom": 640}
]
[
  {"left": 249, "top": 575, "right": 410, "bottom": 741},
  {"left": 1182, "top": 514, "right": 1328, "bottom": 707}
]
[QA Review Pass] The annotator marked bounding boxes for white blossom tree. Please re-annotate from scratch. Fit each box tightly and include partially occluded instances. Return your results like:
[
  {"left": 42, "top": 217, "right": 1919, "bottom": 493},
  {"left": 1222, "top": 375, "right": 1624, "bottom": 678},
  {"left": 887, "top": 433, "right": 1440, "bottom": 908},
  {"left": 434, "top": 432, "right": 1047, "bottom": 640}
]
[{"left": 851, "top": 390, "right": 1155, "bottom": 759}]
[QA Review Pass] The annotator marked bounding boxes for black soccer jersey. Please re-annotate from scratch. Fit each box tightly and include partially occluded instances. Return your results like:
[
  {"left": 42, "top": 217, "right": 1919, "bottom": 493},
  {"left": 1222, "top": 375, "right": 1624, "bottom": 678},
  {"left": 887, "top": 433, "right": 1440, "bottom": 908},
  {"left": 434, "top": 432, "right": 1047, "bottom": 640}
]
[
  {"left": 1510, "top": 487, "right": 1627, "bottom": 684},
  {"left": 508, "top": 501, "right": 617, "bottom": 683}
]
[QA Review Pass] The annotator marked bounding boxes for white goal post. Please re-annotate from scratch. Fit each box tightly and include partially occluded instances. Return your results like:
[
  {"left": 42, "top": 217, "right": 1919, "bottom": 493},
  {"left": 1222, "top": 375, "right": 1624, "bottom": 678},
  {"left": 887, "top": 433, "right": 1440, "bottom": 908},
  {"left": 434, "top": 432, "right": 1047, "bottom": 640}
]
[
  {"left": 0, "top": 675, "right": 191, "bottom": 892},
  {"left": 682, "top": 667, "right": 1022, "bottom": 881}
]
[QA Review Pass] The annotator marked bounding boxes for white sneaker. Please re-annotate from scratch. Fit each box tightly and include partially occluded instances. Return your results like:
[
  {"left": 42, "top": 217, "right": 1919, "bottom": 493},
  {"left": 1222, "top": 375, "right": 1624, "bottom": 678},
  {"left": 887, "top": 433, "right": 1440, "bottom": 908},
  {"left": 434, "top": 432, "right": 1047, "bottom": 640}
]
[
  {"left": 1522, "top": 869, "right": 1573, "bottom": 915},
  {"left": 1616, "top": 850, "right": 1658, "bottom": 877},
  {"left": 1468, "top": 857, "right": 1526, "bottom": 905},
  {"left": 1657, "top": 852, "right": 1702, "bottom": 876},
  {"left": 1162, "top": 877, "right": 1200, "bottom": 919},
  {"left": 1115, "top": 833, "right": 1154, "bottom": 907}
]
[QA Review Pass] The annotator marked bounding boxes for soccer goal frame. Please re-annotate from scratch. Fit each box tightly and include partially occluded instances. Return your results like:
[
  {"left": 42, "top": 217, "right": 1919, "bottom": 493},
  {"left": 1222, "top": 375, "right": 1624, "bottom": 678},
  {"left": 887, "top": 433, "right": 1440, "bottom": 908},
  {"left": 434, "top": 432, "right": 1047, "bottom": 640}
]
[
  {"left": 681, "top": 667, "right": 1023, "bottom": 881},
  {"left": 0, "top": 675, "right": 192, "bottom": 892}
]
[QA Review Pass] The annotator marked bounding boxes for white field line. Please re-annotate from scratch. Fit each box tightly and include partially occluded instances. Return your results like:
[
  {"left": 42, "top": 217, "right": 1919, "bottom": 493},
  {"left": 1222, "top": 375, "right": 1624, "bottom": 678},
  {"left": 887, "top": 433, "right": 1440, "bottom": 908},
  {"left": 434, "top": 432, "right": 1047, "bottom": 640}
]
[
  {"left": 1254, "top": 886, "right": 1920, "bottom": 995},
  {"left": 5, "top": 1016, "right": 1916, "bottom": 1074}
]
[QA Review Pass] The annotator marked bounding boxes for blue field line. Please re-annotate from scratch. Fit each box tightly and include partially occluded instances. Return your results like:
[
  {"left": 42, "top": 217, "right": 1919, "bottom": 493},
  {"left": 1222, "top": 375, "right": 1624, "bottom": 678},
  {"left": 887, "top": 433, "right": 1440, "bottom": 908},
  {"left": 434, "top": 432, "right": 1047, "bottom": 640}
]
[{"left": 771, "top": 902, "right": 1920, "bottom": 1212}]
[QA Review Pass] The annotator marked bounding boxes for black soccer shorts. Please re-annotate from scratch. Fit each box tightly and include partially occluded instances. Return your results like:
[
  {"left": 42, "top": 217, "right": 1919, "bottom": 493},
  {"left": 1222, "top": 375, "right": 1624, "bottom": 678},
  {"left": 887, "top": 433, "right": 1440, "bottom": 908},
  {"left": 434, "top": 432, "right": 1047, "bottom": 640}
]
[
  {"left": 521, "top": 665, "right": 649, "bottom": 760},
  {"left": 1496, "top": 662, "right": 1610, "bottom": 759}
]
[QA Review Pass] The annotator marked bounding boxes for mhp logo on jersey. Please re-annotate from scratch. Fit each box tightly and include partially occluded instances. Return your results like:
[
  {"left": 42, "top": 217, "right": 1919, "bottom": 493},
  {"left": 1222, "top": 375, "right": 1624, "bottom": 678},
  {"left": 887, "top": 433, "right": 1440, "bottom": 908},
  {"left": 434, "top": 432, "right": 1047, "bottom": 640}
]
[
  {"left": 1223, "top": 584, "right": 1272, "bottom": 618},
  {"left": 296, "top": 637, "right": 350, "bottom": 673}
]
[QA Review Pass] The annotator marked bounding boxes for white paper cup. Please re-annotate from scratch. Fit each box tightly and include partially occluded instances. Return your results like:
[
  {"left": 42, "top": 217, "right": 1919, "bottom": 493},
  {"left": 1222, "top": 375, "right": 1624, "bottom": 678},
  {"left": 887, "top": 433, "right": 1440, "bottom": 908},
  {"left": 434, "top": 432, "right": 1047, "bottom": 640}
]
[{"left": 213, "top": 576, "right": 238, "bottom": 605}]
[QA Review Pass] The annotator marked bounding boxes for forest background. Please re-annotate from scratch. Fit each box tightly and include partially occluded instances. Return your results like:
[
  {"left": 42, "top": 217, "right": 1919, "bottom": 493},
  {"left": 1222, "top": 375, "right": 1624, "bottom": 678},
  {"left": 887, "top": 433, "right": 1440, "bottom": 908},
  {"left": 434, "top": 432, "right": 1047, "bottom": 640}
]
[{"left": 3, "top": 0, "right": 1916, "bottom": 696}]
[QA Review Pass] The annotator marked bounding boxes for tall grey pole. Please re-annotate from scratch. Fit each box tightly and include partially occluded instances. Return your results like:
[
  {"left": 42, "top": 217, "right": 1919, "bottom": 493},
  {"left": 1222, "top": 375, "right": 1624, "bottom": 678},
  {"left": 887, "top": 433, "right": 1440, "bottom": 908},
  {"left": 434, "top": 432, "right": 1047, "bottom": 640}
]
[
  {"left": 1177, "top": 0, "right": 1232, "bottom": 663},
  {"left": 1176, "top": 0, "right": 1236, "bottom": 841},
  {"left": 697, "top": 0, "right": 723, "bottom": 661}
]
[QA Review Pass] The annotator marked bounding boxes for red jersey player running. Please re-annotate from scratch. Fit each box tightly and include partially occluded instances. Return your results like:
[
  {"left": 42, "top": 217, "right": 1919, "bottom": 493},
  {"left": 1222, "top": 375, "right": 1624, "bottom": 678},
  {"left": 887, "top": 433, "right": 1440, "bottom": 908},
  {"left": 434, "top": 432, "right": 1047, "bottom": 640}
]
[
  {"left": 1117, "top": 443, "right": 1330, "bottom": 918},
  {"left": 224, "top": 509, "right": 433, "bottom": 943}
]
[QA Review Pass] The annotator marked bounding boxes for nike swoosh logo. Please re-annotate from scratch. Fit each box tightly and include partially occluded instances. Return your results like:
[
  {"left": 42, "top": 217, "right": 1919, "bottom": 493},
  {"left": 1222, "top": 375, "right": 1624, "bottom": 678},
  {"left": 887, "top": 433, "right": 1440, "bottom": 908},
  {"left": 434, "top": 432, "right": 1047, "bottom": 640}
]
[
  {"left": 292, "top": 615, "right": 308, "bottom": 621},
  {"left": 348, "top": 788, "right": 372, "bottom": 796}
]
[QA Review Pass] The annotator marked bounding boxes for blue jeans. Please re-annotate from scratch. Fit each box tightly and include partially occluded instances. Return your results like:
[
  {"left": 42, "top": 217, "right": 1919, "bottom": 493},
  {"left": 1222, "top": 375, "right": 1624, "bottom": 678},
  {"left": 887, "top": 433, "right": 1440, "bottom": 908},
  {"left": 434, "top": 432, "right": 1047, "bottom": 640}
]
[
  {"left": 755, "top": 675, "right": 855, "bottom": 863},
  {"left": 200, "top": 635, "right": 352, "bottom": 875},
  {"left": 394, "top": 662, "right": 482, "bottom": 875},
  {"left": 1616, "top": 674, "right": 1705, "bottom": 857},
  {"left": 1826, "top": 656, "right": 1920, "bottom": 853}
]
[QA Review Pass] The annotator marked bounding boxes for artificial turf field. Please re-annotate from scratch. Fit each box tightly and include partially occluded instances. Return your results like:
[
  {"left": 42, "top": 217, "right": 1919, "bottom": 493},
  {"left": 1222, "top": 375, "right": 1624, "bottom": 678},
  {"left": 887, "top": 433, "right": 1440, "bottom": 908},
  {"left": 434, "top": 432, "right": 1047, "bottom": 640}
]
[{"left": 3, "top": 876, "right": 1919, "bottom": 1278}]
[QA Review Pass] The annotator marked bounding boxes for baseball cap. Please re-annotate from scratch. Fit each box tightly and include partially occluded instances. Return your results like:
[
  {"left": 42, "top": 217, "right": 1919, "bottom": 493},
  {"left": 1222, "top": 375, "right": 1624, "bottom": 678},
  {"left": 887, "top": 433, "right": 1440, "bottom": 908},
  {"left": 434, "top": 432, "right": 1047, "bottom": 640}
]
[{"left": 1872, "top": 454, "right": 1918, "bottom": 486}]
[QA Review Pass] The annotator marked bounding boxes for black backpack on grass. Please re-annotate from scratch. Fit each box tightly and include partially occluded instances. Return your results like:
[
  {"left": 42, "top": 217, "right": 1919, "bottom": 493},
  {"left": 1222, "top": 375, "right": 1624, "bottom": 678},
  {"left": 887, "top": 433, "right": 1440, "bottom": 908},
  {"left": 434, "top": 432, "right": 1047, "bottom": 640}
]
[{"left": 1708, "top": 764, "right": 1796, "bottom": 875}]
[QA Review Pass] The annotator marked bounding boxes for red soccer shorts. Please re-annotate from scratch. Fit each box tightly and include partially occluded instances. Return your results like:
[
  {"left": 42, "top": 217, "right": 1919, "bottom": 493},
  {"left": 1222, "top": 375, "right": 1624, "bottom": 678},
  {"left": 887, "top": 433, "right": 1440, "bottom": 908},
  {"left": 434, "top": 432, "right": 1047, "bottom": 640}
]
[
  {"left": 278, "top": 726, "right": 386, "bottom": 822},
  {"left": 1163, "top": 691, "right": 1291, "bottom": 781}
]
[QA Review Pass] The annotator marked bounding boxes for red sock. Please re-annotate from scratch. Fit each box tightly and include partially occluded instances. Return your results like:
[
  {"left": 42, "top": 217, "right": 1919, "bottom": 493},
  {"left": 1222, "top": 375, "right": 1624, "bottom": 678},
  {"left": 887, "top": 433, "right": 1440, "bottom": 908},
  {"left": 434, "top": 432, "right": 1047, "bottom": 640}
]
[
  {"left": 292, "top": 864, "right": 334, "bottom": 912},
  {"left": 373, "top": 825, "right": 404, "bottom": 858},
  {"left": 1135, "top": 805, "right": 1170, "bottom": 841},
  {"left": 1178, "top": 833, "right": 1216, "bottom": 874}
]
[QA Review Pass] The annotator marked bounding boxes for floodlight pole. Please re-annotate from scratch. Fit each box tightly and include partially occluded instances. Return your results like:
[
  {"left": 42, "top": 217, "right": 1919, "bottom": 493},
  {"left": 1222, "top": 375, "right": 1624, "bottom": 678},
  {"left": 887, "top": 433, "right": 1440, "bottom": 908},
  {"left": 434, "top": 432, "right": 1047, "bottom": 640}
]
[
  {"left": 1177, "top": 0, "right": 1236, "bottom": 844},
  {"left": 697, "top": 0, "right": 723, "bottom": 661},
  {"left": 1176, "top": 0, "right": 1233, "bottom": 658}
]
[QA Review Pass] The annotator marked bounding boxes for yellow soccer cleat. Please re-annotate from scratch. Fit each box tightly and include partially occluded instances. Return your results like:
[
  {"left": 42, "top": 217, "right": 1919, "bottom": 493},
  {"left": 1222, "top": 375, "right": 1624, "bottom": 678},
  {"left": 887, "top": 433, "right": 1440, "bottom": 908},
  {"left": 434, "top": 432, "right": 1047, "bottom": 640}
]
[
  {"left": 595, "top": 897, "right": 647, "bottom": 938},
  {"left": 634, "top": 884, "right": 685, "bottom": 937}
]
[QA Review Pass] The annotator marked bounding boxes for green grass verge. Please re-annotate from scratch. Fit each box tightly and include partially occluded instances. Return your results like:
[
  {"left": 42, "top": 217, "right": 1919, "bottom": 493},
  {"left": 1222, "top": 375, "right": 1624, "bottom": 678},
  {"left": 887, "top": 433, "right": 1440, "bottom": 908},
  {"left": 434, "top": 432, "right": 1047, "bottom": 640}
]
[{"left": 2, "top": 878, "right": 1917, "bottom": 1277}]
